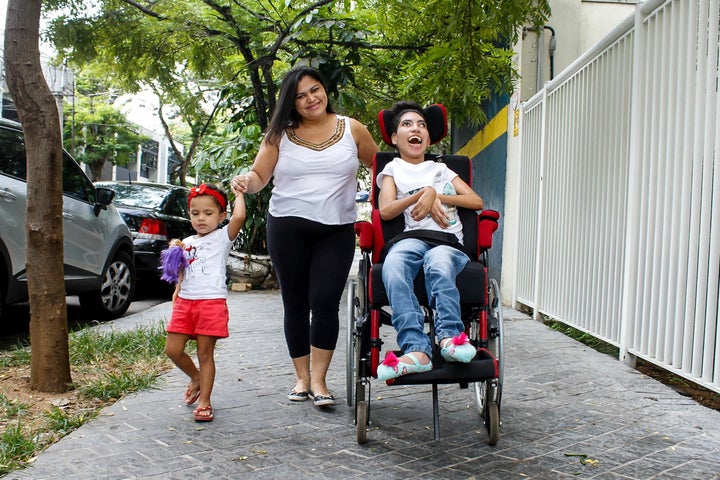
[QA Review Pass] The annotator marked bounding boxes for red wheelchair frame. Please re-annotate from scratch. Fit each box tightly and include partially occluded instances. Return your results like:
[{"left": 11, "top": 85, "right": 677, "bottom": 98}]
[{"left": 345, "top": 105, "right": 503, "bottom": 444}]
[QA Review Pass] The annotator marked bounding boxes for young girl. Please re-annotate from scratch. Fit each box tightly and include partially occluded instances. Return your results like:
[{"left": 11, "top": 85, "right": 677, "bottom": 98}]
[{"left": 162, "top": 182, "right": 245, "bottom": 421}]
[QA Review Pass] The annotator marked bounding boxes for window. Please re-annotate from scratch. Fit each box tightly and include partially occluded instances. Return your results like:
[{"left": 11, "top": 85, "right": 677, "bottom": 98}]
[
  {"left": 0, "top": 126, "right": 27, "bottom": 180},
  {"left": 165, "top": 189, "right": 189, "bottom": 218},
  {"left": 62, "top": 154, "right": 95, "bottom": 204}
]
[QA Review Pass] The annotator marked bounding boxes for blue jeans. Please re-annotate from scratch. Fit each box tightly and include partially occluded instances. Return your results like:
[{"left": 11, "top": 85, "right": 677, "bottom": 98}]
[{"left": 381, "top": 238, "right": 470, "bottom": 358}]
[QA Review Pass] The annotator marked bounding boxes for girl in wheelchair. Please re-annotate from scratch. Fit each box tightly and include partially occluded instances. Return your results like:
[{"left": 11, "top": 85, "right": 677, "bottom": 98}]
[{"left": 375, "top": 101, "right": 485, "bottom": 381}]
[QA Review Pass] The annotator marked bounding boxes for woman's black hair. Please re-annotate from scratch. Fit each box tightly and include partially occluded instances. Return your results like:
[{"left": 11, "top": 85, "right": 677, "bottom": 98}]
[
  {"left": 265, "top": 66, "right": 336, "bottom": 145},
  {"left": 388, "top": 100, "right": 425, "bottom": 136}
]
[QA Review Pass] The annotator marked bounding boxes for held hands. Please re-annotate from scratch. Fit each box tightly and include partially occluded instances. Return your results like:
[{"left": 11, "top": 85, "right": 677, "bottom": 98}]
[{"left": 231, "top": 174, "right": 250, "bottom": 194}]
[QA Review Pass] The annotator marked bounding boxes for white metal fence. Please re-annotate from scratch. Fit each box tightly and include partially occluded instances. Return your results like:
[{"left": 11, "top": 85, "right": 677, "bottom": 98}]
[{"left": 515, "top": 0, "right": 720, "bottom": 394}]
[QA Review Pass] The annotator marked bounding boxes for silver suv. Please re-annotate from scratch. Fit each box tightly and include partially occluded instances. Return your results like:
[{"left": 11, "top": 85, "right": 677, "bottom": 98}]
[{"left": 0, "top": 119, "right": 136, "bottom": 320}]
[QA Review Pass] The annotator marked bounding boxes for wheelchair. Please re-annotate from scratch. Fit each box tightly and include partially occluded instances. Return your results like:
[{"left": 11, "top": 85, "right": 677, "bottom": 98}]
[{"left": 345, "top": 104, "right": 503, "bottom": 445}]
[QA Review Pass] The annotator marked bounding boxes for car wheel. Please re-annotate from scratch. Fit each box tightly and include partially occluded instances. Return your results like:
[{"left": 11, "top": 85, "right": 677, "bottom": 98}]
[{"left": 79, "top": 251, "right": 135, "bottom": 320}]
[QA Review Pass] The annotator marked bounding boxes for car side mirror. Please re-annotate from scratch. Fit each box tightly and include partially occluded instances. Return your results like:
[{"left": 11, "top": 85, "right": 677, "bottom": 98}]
[{"left": 94, "top": 187, "right": 116, "bottom": 216}]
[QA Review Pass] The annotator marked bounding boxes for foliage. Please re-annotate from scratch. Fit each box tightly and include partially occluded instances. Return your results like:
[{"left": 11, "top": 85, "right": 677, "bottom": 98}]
[
  {"left": 0, "top": 392, "right": 29, "bottom": 418},
  {"left": 64, "top": 69, "right": 149, "bottom": 181},
  {"left": 544, "top": 318, "right": 619, "bottom": 358},
  {"left": 0, "top": 341, "right": 31, "bottom": 368},
  {"left": 43, "top": 406, "right": 94, "bottom": 434},
  {"left": 0, "top": 422, "right": 36, "bottom": 475},
  {"left": 354, "top": 0, "right": 551, "bottom": 126},
  {"left": 43, "top": 0, "right": 551, "bottom": 253}
]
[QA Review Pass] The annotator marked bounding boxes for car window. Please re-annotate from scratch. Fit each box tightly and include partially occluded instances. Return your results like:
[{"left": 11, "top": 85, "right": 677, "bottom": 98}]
[
  {"left": 0, "top": 126, "right": 28, "bottom": 180},
  {"left": 165, "top": 190, "right": 189, "bottom": 218},
  {"left": 62, "top": 154, "right": 95, "bottom": 204},
  {"left": 108, "top": 185, "right": 167, "bottom": 209},
  {"left": 0, "top": 125, "right": 95, "bottom": 204}
]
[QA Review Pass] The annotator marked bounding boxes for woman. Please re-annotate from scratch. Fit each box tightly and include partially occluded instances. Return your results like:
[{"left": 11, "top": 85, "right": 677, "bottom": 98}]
[
  {"left": 232, "top": 66, "right": 378, "bottom": 407},
  {"left": 374, "top": 101, "right": 484, "bottom": 381}
]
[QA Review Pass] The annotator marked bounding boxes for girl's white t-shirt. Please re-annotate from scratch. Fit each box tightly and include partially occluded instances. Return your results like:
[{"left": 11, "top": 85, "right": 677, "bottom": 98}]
[
  {"left": 269, "top": 115, "right": 360, "bottom": 225},
  {"left": 178, "top": 227, "right": 233, "bottom": 300},
  {"left": 376, "top": 158, "right": 464, "bottom": 243}
]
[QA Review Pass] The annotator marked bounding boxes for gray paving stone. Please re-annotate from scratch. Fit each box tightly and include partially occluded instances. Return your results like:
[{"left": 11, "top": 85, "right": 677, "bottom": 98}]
[{"left": 3, "top": 287, "right": 720, "bottom": 480}]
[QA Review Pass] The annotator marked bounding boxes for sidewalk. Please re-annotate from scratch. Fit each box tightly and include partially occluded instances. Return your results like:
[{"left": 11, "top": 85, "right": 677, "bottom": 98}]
[{"left": 4, "top": 286, "right": 720, "bottom": 480}]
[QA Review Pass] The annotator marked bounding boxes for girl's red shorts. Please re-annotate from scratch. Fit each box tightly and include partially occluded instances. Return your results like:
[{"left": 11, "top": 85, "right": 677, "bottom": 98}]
[{"left": 166, "top": 297, "right": 229, "bottom": 338}]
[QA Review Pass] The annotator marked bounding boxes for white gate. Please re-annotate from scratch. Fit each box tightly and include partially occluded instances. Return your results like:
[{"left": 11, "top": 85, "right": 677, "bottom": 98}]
[{"left": 515, "top": 0, "right": 720, "bottom": 394}]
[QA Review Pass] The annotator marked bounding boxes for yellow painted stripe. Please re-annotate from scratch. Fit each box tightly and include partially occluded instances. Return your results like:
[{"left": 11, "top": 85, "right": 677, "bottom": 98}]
[{"left": 456, "top": 106, "right": 509, "bottom": 158}]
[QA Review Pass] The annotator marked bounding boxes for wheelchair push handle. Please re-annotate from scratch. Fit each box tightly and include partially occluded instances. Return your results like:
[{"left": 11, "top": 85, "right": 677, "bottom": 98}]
[{"left": 354, "top": 221, "right": 374, "bottom": 252}]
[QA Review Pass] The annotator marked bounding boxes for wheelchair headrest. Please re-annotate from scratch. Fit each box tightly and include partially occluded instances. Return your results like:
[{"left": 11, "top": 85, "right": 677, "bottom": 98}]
[{"left": 377, "top": 103, "right": 448, "bottom": 146}]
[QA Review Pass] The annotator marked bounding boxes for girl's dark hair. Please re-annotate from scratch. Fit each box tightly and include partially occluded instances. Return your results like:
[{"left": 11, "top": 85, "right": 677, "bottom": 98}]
[
  {"left": 265, "top": 66, "right": 336, "bottom": 144},
  {"left": 389, "top": 100, "right": 425, "bottom": 136}
]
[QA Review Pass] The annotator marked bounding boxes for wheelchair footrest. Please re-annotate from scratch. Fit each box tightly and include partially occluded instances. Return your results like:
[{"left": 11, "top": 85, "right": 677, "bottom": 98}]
[{"left": 388, "top": 350, "right": 498, "bottom": 386}]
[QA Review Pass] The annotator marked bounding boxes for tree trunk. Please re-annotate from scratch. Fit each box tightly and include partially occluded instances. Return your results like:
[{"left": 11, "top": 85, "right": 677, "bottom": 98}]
[
  {"left": 89, "top": 161, "right": 104, "bottom": 182},
  {"left": 4, "top": 0, "right": 72, "bottom": 392}
]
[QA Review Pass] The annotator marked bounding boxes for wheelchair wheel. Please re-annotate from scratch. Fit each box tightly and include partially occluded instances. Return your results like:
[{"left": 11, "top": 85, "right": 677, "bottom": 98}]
[
  {"left": 347, "top": 259, "right": 370, "bottom": 406},
  {"left": 346, "top": 278, "right": 357, "bottom": 406},
  {"left": 474, "top": 380, "right": 488, "bottom": 417},
  {"left": 474, "top": 380, "right": 500, "bottom": 445},
  {"left": 472, "top": 277, "right": 503, "bottom": 443},
  {"left": 489, "top": 278, "right": 504, "bottom": 408},
  {"left": 486, "top": 401, "right": 499, "bottom": 446},
  {"left": 474, "top": 279, "right": 504, "bottom": 410},
  {"left": 357, "top": 400, "right": 368, "bottom": 444}
]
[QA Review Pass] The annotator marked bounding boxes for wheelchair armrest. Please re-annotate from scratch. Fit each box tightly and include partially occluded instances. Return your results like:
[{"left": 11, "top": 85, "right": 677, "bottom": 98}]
[
  {"left": 477, "top": 209, "right": 500, "bottom": 252},
  {"left": 354, "top": 221, "right": 373, "bottom": 252}
]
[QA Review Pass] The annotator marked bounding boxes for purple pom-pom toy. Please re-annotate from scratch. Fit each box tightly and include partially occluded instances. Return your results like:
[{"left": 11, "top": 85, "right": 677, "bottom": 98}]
[{"left": 160, "top": 243, "right": 189, "bottom": 284}]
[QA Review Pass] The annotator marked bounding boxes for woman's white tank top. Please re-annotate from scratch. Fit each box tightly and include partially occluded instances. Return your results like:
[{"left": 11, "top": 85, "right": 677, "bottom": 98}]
[{"left": 269, "top": 115, "right": 360, "bottom": 225}]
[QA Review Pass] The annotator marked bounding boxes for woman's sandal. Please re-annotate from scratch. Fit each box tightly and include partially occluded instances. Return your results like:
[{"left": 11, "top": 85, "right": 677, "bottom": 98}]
[
  {"left": 287, "top": 390, "right": 310, "bottom": 402},
  {"left": 376, "top": 352, "right": 432, "bottom": 381},
  {"left": 309, "top": 392, "right": 336, "bottom": 407},
  {"left": 193, "top": 405, "right": 213, "bottom": 422},
  {"left": 440, "top": 332, "right": 476, "bottom": 363},
  {"left": 184, "top": 383, "right": 200, "bottom": 405}
]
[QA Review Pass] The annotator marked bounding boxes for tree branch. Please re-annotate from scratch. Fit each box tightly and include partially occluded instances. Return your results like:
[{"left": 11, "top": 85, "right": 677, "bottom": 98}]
[{"left": 119, "top": 0, "right": 165, "bottom": 19}]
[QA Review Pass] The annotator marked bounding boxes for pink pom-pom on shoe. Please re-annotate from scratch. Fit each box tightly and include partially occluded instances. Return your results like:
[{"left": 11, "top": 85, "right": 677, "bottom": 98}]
[
  {"left": 452, "top": 332, "right": 469, "bottom": 345},
  {"left": 159, "top": 244, "right": 189, "bottom": 284},
  {"left": 382, "top": 351, "right": 400, "bottom": 367}
]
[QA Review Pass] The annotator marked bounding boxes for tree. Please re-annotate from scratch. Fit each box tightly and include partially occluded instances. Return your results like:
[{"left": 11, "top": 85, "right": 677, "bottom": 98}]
[
  {"left": 66, "top": 71, "right": 149, "bottom": 180},
  {"left": 4, "top": 0, "right": 72, "bottom": 392}
]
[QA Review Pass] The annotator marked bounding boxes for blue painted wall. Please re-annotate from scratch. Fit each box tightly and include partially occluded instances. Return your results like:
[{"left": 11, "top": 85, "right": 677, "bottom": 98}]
[{"left": 451, "top": 94, "right": 508, "bottom": 283}]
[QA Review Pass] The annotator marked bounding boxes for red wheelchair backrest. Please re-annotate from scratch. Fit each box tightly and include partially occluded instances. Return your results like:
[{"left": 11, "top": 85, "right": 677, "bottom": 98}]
[{"left": 377, "top": 103, "right": 448, "bottom": 146}]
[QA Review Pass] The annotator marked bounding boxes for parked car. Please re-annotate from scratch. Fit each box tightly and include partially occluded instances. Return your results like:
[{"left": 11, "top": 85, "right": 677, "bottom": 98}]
[
  {"left": 94, "top": 181, "right": 194, "bottom": 282},
  {"left": 0, "top": 119, "right": 136, "bottom": 320}
]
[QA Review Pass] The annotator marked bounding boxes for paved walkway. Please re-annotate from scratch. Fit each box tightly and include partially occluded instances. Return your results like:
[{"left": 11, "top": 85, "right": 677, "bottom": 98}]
[{"left": 4, "top": 285, "right": 720, "bottom": 479}]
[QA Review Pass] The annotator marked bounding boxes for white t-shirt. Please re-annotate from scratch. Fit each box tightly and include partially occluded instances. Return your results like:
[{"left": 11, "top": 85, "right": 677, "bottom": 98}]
[
  {"left": 178, "top": 227, "right": 233, "bottom": 300},
  {"left": 376, "top": 158, "right": 464, "bottom": 243},
  {"left": 269, "top": 115, "right": 360, "bottom": 225}
]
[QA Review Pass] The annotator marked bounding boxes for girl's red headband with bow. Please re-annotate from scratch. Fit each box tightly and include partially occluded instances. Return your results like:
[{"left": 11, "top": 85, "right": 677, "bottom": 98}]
[{"left": 188, "top": 183, "right": 227, "bottom": 210}]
